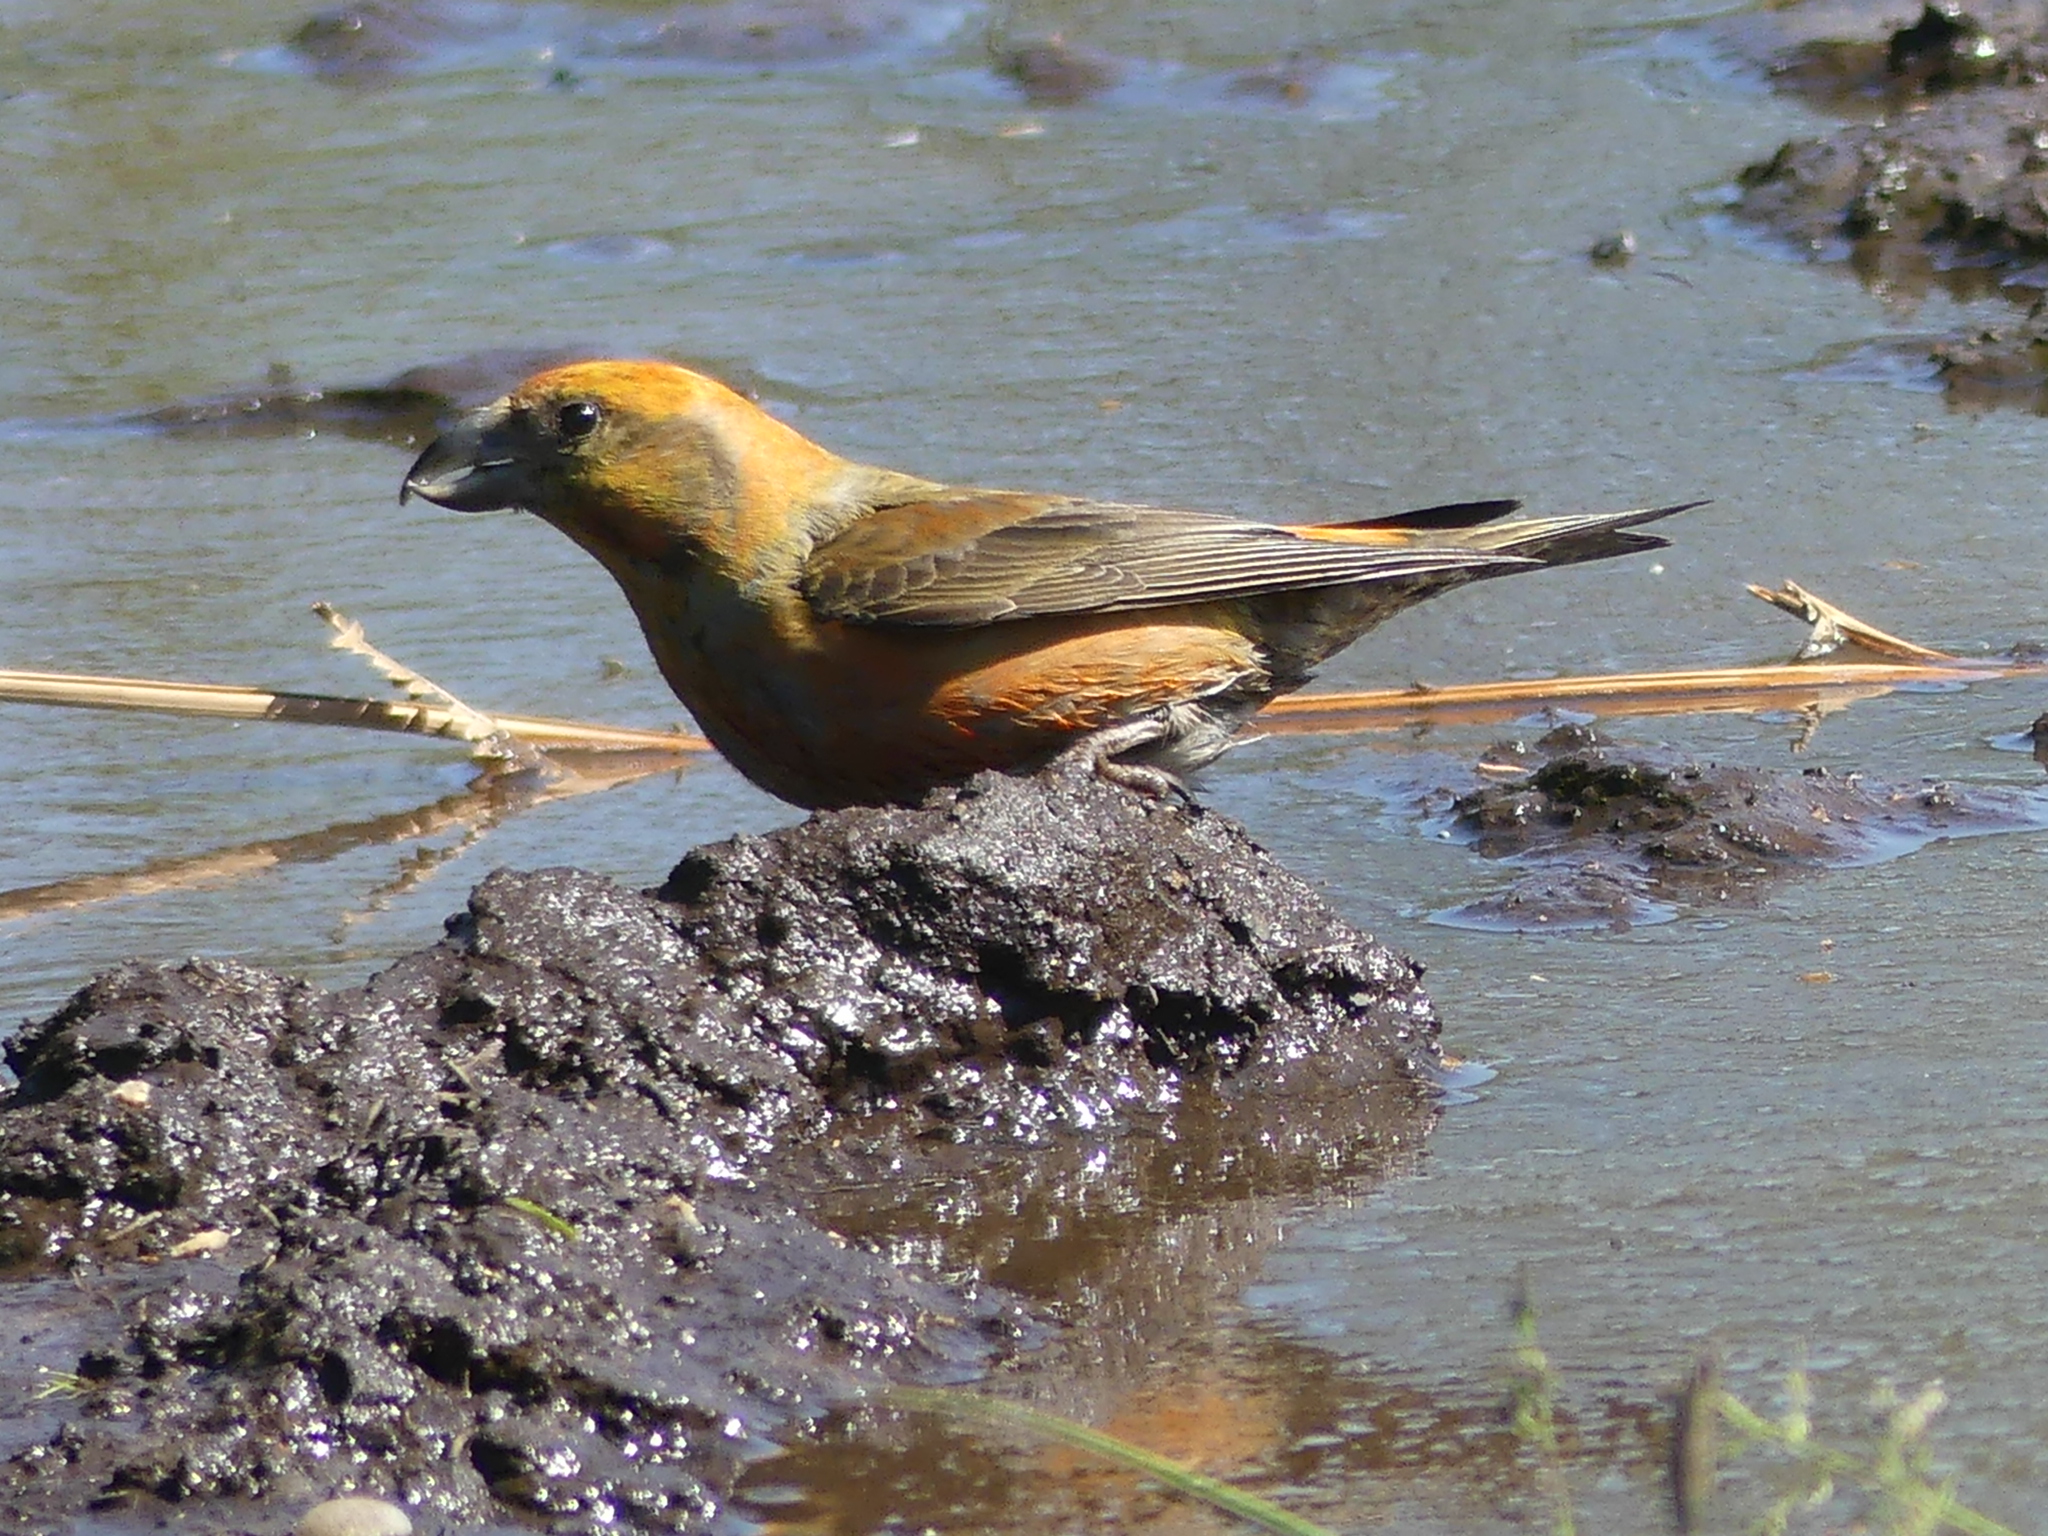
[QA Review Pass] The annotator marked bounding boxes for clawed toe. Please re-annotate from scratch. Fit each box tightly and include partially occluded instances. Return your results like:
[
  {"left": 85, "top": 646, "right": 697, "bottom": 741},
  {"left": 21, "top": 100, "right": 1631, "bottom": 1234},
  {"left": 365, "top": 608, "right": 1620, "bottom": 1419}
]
[
  {"left": 1095, "top": 756, "right": 1199, "bottom": 805},
  {"left": 1047, "top": 715, "right": 1197, "bottom": 805}
]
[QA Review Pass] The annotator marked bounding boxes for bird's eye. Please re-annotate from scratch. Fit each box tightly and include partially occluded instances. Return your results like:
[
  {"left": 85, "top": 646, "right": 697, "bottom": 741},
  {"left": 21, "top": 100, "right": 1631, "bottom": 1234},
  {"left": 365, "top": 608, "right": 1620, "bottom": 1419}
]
[{"left": 556, "top": 400, "right": 602, "bottom": 441}]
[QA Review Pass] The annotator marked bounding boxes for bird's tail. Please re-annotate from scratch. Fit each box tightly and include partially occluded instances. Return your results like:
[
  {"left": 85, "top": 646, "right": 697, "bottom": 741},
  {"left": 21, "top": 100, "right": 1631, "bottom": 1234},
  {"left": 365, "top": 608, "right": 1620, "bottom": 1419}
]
[
  {"left": 1248, "top": 499, "right": 1705, "bottom": 686},
  {"left": 1295, "top": 500, "right": 1705, "bottom": 567}
]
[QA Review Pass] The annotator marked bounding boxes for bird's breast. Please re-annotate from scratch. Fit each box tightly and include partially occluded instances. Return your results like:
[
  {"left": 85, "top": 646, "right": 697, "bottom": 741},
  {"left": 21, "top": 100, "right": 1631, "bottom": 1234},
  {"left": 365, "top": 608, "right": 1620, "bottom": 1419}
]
[{"left": 618, "top": 576, "right": 1273, "bottom": 806}]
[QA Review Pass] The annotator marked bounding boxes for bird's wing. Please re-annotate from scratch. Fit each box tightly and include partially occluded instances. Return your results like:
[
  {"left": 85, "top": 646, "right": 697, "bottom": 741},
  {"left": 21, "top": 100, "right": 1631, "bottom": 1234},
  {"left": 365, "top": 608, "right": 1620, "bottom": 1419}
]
[{"left": 801, "top": 491, "right": 1527, "bottom": 627}]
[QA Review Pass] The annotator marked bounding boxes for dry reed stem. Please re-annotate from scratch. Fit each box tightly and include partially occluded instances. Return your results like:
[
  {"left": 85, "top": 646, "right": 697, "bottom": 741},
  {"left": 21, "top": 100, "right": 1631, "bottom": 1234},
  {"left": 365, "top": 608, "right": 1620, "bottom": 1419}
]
[
  {"left": 0, "top": 669, "right": 706, "bottom": 755},
  {"left": 1260, "top": 659, "right": 2025, "bottom": 733},
  {"left": 0, "top": 584, "right": 2013, "bottom": 750}
]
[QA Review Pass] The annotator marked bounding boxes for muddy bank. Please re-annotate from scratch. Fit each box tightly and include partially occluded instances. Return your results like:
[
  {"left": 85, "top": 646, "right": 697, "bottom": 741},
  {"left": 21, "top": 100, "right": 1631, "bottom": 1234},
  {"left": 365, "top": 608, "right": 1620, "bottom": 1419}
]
[
  {"left": 0, "top": 768, "right": 1441, "bottom": 1534},
  {"left": 1434, "top": 725, "right": 2047, "bottom": 930},
  {"left": 1718, "top": 1, "right": 2048, "bottom": 409}
]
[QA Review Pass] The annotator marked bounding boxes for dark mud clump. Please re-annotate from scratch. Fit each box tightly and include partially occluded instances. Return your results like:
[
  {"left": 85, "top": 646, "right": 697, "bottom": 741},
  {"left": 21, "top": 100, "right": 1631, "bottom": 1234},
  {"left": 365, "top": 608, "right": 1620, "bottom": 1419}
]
[
  {"left": 1437, "top": 730, "right": 2047, "bottom": 929},
  {"left": 288, "top": 0, "right": 483, "bottom": 78},
  {"left": 288, "top": 0, "right": 964, "bottom": 80},
  {"left": 1927, "top": 308, "right": 2048, "bottom": 405},
  {"left": 0, "top": 768, "right": 1440, "bottom": 1534},
  {"left": 131, "top": 347, "right": 605, "bottom": 447},
  {"left": 990, "top": 37, "right": 1125, "bottom": 105},
  {"left": 1733, "top": 90, "right": 2048, "bottom": 292},
  {"left": 618, "top": 0, "right": 942, "bottom": 66},
  {"left": 119, "top": 351, "right": 775, "bottom": 450},
  {"left": 1718, "top": 0, "right": 2048, "bottom": 408}
]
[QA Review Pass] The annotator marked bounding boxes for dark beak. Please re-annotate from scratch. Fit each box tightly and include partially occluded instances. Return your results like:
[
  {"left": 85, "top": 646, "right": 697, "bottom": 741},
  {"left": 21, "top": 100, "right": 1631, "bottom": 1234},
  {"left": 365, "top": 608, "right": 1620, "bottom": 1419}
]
[{"left": 400, "top": 400, "right": 526, "bottom": 512}]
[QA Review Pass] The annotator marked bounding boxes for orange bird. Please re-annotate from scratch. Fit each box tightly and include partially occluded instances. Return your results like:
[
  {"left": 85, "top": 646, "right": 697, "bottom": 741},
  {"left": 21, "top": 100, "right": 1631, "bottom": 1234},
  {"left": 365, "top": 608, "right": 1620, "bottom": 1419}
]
[{"left": 402, "top": 360, "right": 1695, "bottom": 809}]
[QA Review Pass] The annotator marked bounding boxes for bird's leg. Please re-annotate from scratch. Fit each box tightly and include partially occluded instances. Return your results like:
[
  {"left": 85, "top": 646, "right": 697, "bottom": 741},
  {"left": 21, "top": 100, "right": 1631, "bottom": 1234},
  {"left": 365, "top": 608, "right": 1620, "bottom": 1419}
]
[{"left": 1047, "top": 713, "right": 1197, "bottom": 804}]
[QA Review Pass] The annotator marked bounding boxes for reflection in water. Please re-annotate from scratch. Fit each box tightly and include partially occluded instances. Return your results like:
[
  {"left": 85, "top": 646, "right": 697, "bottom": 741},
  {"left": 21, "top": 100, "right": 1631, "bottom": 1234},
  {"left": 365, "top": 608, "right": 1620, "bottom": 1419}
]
[
  {"left": 0, "top": 750, "right": 690, "bottom": 923},
  {"left": 740, "top": 1303, "right": 1672, "bottom": 1535}
]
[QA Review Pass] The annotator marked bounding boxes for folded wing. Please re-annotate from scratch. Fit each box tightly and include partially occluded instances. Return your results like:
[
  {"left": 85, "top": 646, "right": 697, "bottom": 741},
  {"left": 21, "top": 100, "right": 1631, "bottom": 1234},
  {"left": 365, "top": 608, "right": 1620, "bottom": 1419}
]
[{"left": 802, "top": 491, "right": 1530, "bottom": 627}]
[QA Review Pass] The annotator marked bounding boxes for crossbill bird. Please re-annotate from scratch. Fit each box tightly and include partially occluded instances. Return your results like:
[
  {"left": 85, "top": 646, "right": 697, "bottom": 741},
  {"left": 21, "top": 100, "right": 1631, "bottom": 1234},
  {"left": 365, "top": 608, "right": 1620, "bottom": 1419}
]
[{"left": 401, "top": 360, "right": 1696, "bottom": 809}]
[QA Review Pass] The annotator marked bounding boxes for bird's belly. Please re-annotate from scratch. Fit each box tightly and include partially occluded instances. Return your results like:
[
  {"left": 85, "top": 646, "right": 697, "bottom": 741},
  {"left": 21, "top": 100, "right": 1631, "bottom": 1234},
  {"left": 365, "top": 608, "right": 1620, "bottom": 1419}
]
[{"left": 637, "top": 601, "right": 1268, "bottom": 808}]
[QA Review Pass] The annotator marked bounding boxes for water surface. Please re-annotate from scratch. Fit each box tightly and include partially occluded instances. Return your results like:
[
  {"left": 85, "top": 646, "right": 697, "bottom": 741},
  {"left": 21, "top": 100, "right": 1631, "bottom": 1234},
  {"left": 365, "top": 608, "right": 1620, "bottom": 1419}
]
[{"left": 3, "top": 0, "right": 2045, "bottom": 1527}]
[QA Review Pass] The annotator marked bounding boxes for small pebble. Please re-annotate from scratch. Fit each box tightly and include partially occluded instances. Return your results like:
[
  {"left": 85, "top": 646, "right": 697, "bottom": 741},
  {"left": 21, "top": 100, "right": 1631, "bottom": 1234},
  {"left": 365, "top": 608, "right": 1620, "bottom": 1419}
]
[
  {"left": 663, "top": 1194, "right": 704, "bottom": 1231},
  {"left": 297, "top": 1496, "right": 413, "bottom": 1536},
  {"left": 1588, "top": 229, "right": 1636, "bottom": 266},
  {"left": 166, "top": 1228, "right": 232, "bottom": 1258},
  {"left": 109, "top": 1079, "right": 151, "bottom": 1108}
]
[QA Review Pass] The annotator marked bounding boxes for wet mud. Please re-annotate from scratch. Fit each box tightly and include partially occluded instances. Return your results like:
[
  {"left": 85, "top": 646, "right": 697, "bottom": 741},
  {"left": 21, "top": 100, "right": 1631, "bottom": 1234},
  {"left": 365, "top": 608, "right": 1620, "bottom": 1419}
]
[
  {"left": 989, "top": 36, "right": 1125, "bottom": 106},
  {"left": 1716, "top": 0, "right": 2048, "bottom": 112},
  {"left": 277, "top": 0, "right": 1364, "bottom": 111},
  {"left": 1434, "top": 725, "right": 2046, "bottom": 930},
  {"left": 614, "top": 0, "right": 947, "bottom": 67},
  {"left": 285, "top": 0, "right": 971, "bottom": 79},
  {"left": 0, "top": 768, "right": 1441, "bottom": 1534},
  {"left": 102, "top": 350, "right": 774, "bottom": 449},
  {"left": 287, "top": 0, "right": 486, "bottom": 78},
  {"left": 1717, "top": 0, "right": 2048, "bottom": 409},
  {"left": 982, "top": 40, "right": 1359, "bottom": 111},
  {"left": 124, "top": 348, "right": 610, "bottom": 448}
]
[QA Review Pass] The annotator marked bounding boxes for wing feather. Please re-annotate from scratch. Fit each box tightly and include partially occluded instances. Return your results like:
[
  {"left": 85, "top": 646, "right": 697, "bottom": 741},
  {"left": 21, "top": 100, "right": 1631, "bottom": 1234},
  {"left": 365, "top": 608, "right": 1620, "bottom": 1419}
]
[{"left": 802, "top": 492, "right": 1527, "bottom": 628}]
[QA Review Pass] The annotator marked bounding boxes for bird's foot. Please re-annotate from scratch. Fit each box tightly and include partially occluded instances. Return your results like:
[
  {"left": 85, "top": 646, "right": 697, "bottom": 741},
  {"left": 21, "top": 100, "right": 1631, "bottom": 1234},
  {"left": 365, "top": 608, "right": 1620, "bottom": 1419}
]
[
  {"left": 1048, "top": 716, "right": 1198, "bottom": 807},
  {"left": 1096, "top": 758, "right": 1198, "bottom": 805}
]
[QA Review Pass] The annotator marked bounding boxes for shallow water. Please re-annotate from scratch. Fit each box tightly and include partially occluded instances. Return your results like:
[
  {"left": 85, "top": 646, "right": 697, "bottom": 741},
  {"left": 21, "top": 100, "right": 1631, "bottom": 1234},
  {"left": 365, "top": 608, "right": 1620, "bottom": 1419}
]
[{"left": 3, "top": 0, "right": 2047, "bottom": 1528}]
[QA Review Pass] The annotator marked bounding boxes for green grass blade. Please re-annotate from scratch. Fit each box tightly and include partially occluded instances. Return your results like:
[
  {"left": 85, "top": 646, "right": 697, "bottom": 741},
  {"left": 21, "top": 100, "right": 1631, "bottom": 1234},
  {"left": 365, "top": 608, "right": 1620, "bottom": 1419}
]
[{"left": 501, "top": 1195, "right": 578, "bottom": 1240}]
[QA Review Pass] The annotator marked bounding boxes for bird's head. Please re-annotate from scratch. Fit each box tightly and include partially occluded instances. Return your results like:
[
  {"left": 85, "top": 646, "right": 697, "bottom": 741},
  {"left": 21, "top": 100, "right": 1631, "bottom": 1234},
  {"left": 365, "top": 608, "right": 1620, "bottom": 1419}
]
[{"left": 401, "top": 359, "right": 847, "bottom": 575}]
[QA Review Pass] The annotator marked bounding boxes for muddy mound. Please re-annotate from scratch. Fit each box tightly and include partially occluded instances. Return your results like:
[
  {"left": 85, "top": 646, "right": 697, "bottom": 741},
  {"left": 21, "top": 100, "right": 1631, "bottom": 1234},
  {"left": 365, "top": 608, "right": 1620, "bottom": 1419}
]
[
  {"left": 1718, "top": 0, "right": 2048, "bottom": 111},
  {"left": 0, "top": 768, "right": 1440, "bottom": 1534},
  {"left": 1734, "top": 87, "right": 2048, "bottom": 290},
  {"left": 1435, "top": 732, "right": 2046, "bottom": 929},
  {"left": 1717, "top": 1, "right": 2048, "bottom": 408}
]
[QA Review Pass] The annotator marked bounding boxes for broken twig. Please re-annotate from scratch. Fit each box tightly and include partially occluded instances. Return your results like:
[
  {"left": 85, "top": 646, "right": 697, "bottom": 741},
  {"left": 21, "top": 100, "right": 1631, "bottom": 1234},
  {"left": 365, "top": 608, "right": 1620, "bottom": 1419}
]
[{"left": 1747, "top": 580, "right": 1956, "bottom": 662}]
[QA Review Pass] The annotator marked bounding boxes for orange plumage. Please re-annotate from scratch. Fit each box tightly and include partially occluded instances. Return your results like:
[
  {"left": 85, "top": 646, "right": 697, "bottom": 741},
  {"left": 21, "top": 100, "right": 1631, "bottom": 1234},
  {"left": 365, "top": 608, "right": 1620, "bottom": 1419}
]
[{"left": 402, "top": 360, "right": 1694, "bottom": 809}]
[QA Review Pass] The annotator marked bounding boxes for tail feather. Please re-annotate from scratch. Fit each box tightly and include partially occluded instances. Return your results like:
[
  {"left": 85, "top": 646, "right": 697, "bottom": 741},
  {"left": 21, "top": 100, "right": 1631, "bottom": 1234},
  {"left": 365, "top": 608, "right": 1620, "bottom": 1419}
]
[
  {"left": 1456, "top": 501, "right": 1705, "bottom": 565},
  {"left": 1326, "top": 497, "right": 1524, "bottom": 532},
  {"left": 1252, "top": 499, "right": 1705, "bottom": 683},
  {"left": 1293, "top": 499, "right": 1704, "bottom": 566}
]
